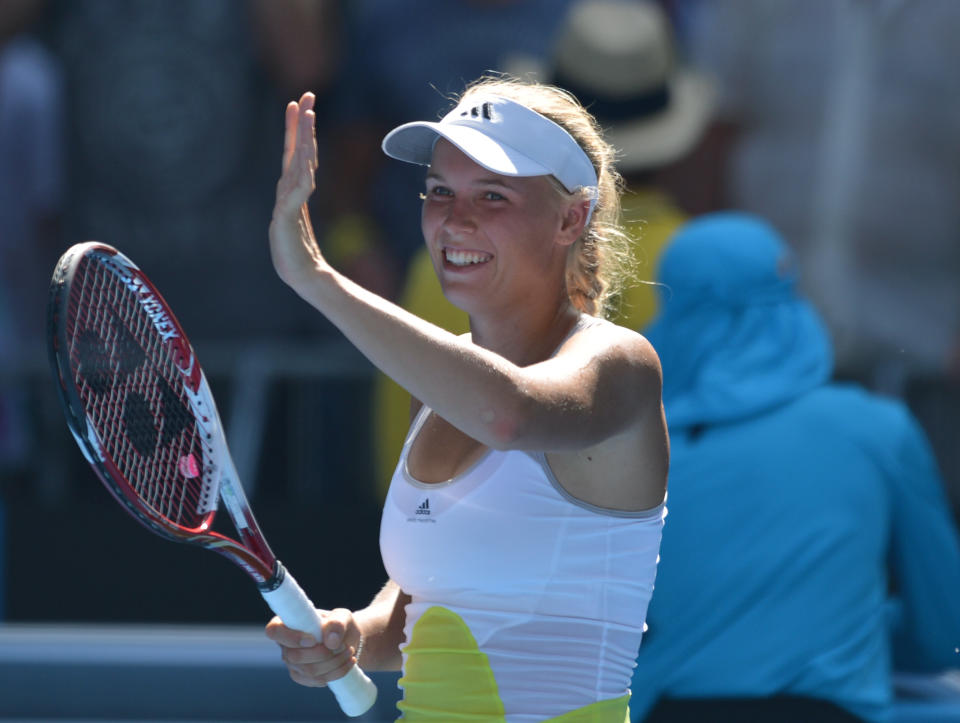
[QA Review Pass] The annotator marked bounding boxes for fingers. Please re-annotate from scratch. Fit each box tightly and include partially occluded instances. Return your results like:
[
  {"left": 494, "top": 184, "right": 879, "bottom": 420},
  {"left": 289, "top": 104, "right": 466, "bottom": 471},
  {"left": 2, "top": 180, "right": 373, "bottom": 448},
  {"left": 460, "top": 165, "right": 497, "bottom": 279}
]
[
  {"left": 320, "top": 607, "right": 352, "bottom": 651},
  {"left": 298, "top": 90, "right": 315, "bottom": 111},
  {"left": 281, "top": 92, "right": 317, "bottom": 173},
  {"left": 275, "top": 96, "right": 320, "bottom": 219},
  {"left": 265, "top": 615, "right": 319, "bottom": 649},
  {"left": 286, "top": 646, "right": 356, "bottom": 688},
  {"left": 282, "top": 101, "right": 299, "bottom": 171},
  {"left": 265, "top": 610, "right": 360, "bottom": 688},
  {"left": 297, "top": 93, "right": 317, "bottom": 166},
  {"left": 263, "top": 611, "right": 350, "bottom": 652}
]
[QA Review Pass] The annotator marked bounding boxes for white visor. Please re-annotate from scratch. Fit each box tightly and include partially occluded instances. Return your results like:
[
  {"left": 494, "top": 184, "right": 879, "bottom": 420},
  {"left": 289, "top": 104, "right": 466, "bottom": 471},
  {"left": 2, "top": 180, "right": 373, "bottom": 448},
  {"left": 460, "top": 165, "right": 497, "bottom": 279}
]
[{"left": 382, "top": 95, "right": 599, "bottom": 221}]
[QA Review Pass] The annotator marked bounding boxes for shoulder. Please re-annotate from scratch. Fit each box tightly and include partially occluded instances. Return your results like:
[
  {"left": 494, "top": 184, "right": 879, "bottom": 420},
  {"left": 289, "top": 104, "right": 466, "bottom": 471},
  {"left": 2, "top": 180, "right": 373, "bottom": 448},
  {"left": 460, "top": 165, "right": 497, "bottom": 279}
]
[
  {"left": 547, "top": 317, "right": 664, "bottom": 432},
  {"left": 566, "top": 315, "right": 655, "bottom": 350},
  {"left": 563, "top": 316, "right": 663, "bottom": 382}
]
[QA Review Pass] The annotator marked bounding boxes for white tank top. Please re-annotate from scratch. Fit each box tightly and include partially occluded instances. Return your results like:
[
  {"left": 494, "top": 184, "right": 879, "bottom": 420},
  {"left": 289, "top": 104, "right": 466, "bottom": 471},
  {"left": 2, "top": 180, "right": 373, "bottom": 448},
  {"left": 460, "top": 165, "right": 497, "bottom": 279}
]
[{"left": 380, "top": 404, "right": 666, "bottom": 722}]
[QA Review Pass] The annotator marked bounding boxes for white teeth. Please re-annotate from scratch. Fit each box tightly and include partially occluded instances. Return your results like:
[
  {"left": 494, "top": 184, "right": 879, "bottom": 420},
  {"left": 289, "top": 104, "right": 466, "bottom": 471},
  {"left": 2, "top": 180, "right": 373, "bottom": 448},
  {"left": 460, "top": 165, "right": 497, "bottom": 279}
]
[{"left": 444, "top": 248, "right": 491, "bottom": 266}]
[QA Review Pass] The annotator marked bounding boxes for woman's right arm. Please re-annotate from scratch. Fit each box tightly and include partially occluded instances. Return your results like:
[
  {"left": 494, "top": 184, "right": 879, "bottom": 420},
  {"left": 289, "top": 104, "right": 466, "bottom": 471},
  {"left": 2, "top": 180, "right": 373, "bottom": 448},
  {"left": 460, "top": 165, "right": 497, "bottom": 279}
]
[{"left": 353, "top": 579, "right": 409, "bottom": 671}]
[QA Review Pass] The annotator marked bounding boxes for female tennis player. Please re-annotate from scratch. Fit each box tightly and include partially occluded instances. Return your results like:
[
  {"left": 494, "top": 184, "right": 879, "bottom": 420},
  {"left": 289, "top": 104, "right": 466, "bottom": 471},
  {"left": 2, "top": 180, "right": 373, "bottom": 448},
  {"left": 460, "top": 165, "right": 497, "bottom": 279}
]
[{"left": 265, "top": 77, "right": 669, "bottom": 722}]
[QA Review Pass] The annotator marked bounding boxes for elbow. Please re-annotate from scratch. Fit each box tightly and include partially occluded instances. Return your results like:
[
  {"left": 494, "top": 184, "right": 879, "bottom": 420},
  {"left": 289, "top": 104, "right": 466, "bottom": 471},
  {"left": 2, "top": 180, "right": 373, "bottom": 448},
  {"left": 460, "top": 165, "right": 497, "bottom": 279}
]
[
  {"left": 480, "top": 389, "right": 576, "bottom": 451},
  {"left": 479, "top": 392, "right": 539, "bottom": 451},
  {"left": 482, "top": 408, "right": 527, "bottom": 451}
]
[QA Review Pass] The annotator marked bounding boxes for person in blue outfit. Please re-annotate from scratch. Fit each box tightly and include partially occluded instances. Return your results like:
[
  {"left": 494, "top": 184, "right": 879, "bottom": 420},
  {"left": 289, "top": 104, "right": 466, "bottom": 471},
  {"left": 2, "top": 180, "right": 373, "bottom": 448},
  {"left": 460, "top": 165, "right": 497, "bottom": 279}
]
[{"left": 629, "top": 212, "right": 960, "bottom": 723}]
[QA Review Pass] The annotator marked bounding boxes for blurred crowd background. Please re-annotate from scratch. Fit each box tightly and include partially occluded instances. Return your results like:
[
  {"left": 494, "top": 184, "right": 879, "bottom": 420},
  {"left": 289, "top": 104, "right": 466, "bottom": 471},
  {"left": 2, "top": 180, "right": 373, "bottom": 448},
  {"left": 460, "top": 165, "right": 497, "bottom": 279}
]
[{"left": 0, "top": 0, "right": 957, "bottom": 655}]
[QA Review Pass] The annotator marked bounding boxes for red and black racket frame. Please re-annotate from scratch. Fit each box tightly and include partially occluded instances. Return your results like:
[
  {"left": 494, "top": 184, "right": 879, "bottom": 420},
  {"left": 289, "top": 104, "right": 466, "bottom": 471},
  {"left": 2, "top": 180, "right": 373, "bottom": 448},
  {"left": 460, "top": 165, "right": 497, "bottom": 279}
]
[{"left": 47, "top": 242, "right": 287, "bottom": 593}]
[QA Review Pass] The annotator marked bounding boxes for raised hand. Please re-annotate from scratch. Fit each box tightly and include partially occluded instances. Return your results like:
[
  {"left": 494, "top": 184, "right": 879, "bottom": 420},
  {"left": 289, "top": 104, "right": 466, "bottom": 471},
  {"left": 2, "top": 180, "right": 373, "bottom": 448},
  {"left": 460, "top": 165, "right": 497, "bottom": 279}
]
[{"left": 270, "top": 92, "right": 327, "bottom": 289}]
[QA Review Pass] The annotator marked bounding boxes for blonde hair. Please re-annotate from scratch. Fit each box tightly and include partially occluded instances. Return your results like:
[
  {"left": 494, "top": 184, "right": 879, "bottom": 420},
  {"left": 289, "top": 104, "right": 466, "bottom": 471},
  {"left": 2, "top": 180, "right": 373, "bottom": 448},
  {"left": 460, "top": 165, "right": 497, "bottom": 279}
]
[{"left": 456, "top": 76, "right": 635, "bottom": 318}]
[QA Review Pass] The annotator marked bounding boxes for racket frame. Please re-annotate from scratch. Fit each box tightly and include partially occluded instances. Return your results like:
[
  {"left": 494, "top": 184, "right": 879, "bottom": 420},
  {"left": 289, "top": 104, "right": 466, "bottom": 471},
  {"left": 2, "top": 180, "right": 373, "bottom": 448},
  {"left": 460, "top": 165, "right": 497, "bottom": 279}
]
[{"left": 47, "top": 242, "right": 281, "bottom": 588}]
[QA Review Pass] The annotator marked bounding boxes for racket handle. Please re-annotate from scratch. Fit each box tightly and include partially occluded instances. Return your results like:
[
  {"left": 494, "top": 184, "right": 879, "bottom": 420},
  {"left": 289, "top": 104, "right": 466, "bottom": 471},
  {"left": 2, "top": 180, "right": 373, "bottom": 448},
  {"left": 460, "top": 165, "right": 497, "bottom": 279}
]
[{"left": 261, "top": 564, "right": 378, "bottom": 717}]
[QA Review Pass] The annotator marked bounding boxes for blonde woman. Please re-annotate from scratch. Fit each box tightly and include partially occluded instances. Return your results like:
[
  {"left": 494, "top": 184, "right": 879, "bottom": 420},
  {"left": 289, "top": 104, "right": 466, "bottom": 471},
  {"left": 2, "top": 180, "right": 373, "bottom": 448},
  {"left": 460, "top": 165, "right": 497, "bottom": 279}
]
[{"left": 266, "top": 77, "right": 669, "bottom": 722}]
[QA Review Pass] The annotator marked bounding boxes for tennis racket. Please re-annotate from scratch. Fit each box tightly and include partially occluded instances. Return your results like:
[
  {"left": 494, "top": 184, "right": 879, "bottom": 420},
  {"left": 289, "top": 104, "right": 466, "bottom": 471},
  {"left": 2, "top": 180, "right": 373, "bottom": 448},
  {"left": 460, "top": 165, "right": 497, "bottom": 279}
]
[{"left": 46, "top": 241, "right": 377, "bottom": 717}]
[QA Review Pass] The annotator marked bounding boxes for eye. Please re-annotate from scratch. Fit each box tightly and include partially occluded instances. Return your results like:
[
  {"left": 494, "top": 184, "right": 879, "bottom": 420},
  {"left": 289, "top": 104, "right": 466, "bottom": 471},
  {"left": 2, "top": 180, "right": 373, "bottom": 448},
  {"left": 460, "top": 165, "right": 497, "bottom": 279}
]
[
  {"left": 483, "top": 191, "right": 506, "bottom": 201},
  {"left": 423, "top": 185, "right": 452, "bottom": 199}
]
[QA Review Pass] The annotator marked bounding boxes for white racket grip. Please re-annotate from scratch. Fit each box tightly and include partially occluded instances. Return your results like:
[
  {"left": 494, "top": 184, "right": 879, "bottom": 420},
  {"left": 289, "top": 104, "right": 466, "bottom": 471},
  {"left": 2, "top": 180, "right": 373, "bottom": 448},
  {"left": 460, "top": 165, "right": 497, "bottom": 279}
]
[{"left": 261, "top": 569, "right": 378, "bottom": 717}]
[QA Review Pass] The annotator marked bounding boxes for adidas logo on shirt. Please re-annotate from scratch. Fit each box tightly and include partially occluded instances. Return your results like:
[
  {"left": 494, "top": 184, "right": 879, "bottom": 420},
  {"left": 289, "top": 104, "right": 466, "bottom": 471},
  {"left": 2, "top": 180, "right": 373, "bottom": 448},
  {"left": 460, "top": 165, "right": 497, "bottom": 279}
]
[{"left": 408, "top": 496, "right": 437, "bottom": 523}]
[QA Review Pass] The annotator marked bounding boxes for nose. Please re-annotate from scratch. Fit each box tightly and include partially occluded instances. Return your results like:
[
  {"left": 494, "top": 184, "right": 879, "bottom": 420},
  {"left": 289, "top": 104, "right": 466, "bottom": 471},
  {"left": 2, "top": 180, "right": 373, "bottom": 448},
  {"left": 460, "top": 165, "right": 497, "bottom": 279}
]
[{"left": 443, "top": 194, "right": 478, "bottom": 234}]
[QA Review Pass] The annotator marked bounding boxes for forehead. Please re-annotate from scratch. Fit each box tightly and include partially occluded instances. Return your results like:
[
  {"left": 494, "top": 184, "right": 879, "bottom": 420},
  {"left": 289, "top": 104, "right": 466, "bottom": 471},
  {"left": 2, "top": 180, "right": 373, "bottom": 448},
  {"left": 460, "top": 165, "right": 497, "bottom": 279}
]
[{"left": 428, "top": 138, "right": 553, "bottom": 193}]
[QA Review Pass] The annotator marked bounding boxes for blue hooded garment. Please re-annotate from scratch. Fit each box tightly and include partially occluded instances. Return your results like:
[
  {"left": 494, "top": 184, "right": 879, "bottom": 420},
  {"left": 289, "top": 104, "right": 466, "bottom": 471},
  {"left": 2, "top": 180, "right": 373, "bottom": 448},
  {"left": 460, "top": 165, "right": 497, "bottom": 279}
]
[
  {"left": 630, "top": 213, "right": 960, "bottom": 722},
  {"left": 644, "top": 211, "right": 833, "bottom": 430}
]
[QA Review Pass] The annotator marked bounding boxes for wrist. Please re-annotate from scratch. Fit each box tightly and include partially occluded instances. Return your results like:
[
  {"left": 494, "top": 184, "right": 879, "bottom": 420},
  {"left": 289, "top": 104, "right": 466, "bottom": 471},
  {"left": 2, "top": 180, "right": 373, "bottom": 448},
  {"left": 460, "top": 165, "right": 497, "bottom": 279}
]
[
  {"left": 269, "top": 219, "right": 329, "bottom": 290},
  {"left": 352, "top": 608, "right": 391, "bottom": 672},
  {"left": 354, "top": 632, "right": 364, "bottom": 665}
]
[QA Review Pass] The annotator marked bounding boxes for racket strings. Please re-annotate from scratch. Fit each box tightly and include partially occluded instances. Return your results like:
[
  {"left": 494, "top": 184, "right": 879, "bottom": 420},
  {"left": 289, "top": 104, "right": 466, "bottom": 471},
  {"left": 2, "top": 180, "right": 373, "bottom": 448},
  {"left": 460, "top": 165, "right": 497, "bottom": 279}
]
[{"left": 67, "top": 255, "right": 212, "bottom": 529}]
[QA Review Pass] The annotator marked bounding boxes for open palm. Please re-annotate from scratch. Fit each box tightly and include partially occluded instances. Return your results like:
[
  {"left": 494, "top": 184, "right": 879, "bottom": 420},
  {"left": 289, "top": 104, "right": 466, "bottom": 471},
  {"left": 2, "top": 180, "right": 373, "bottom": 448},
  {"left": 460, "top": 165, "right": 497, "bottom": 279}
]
[{"left": 270, "top": 92, "right": 325, "bottom": 288}]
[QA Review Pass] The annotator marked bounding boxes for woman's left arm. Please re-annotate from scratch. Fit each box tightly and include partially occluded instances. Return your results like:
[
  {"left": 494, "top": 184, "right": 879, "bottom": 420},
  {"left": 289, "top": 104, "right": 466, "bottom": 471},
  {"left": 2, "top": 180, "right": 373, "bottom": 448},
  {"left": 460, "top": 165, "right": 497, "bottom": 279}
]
[{"left": 271, "top": 94, "right": 661, "bottom": 452}]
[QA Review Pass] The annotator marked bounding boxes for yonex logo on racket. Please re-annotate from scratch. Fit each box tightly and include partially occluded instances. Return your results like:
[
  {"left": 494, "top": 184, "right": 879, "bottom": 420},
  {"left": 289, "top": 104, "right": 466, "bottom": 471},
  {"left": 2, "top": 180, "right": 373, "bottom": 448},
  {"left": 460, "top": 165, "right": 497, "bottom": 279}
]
[{"left": 121, "top": 273, "right": 180, "bottom": 341}]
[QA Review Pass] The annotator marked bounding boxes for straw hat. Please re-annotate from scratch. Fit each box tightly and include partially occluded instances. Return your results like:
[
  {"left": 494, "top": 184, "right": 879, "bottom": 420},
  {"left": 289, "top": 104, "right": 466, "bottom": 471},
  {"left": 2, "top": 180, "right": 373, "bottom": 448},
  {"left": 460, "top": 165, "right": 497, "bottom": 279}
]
[{"left": 548, "top": 0, "right": 715, "bottom": 172}]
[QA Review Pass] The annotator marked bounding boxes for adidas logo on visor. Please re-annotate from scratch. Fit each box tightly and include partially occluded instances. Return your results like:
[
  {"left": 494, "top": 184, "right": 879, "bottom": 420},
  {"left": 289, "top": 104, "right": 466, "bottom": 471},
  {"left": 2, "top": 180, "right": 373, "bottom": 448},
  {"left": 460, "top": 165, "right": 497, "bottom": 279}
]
[{"left": 460, "top": 102, "right": 495, "bottom": 121}]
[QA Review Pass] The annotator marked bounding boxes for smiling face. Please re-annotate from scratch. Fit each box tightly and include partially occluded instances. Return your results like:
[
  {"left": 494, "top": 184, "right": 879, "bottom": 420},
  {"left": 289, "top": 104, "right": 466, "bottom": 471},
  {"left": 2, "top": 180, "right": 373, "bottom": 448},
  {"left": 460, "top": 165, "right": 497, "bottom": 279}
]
[{"left": 421, "top": 139, "right": 585, "bottom": 319}]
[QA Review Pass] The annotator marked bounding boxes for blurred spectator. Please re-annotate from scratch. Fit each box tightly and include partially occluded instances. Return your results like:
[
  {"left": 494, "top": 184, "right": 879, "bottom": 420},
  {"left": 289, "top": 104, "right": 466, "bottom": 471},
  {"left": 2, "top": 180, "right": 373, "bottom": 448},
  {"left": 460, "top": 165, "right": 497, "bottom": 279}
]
[
  {"left": 629, "top": 212, "right": 960, "bottom": 722},
  {"left": 371, "top": 0, "right": 715, "bottom": 492},
  {"left": 0, "top": 0, "right": 64, "bottom": 616},
  {"left": 544, "top": 0, "right": 715, "bottom": 329},
  {"left": 41, "top": 0, "right": 341, "bottom": 343},
  {"left": 250, "top": 0, "right": 342, "bottom": 103},
  {"left": 0, "top": 0, "right": 62, "bottom": 367},
  {"left": 681, "top": 0, "right": 960, "bottom": 522}
]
